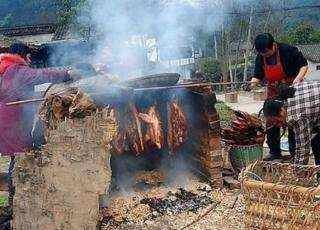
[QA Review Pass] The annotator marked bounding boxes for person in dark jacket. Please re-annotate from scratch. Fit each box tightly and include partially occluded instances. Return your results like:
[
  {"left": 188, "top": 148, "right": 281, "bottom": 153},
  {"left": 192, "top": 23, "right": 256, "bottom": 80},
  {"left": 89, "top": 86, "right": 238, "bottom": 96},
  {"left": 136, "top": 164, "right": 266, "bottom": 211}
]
[
  {"left": 0, "top": 42, "right": 76, "bottom": 205},
  {"left": 250, "top": 33, "right": 308, "bottom": 161}
]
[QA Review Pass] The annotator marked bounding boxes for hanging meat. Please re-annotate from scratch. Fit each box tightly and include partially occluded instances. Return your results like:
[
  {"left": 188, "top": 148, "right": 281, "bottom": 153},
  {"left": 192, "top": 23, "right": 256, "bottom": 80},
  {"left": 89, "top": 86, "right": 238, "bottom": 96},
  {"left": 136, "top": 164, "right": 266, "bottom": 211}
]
[
  {"left": 138, "top": 106, "right": 164, "bottom": 151},
  {"left": 167, "top": 102, "right": 188, "bottom": 153},
  {"left": 128, "top": 105, "right": 144, "bottom": 155},
  {"left": 112, "top": 130, "right": 126, "bottom": 154},
  {"left": 111, "top": 104, "right": 144, "bottom": 156},
  {"left": 221, "top": 110, "right": 265, "bottom": 146}
]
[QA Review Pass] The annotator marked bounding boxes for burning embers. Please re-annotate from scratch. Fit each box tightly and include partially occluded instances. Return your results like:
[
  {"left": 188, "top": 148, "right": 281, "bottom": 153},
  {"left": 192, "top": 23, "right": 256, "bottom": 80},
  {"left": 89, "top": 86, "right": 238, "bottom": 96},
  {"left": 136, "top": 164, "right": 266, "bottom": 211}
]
[
  {"left": 100, "top": 184, "right": 216, "bottom": 229},
  {"left": 140, "top": 188, "right": 215, "bottom": 216}
]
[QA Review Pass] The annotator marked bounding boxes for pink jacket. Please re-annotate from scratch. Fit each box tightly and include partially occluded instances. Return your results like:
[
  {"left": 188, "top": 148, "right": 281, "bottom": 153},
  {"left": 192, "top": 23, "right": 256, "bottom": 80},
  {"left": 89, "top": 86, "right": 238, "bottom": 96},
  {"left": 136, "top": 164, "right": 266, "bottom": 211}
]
[{"left": 0, "top": 54, "right": 70, "bottom": 155}]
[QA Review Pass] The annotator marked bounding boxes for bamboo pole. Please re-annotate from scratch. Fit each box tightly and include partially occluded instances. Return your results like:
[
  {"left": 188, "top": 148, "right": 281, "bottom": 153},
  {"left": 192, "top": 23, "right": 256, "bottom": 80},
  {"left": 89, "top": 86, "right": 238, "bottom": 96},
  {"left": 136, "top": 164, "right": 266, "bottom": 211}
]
[
  {"left": 6, "top": 81, "right": 251, "bottom": 106},
  {"left": 6, "top": 98, "right": 45, "bottom": 106}
]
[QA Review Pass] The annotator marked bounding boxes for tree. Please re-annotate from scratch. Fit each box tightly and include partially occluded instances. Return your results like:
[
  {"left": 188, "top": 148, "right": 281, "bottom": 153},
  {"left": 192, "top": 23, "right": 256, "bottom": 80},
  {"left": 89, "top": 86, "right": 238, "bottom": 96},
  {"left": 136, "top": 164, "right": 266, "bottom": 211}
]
[
  {"left": 57, "top": 0, "right": 91, "bottom": 37},
  {"left": 199, "top": 58, "right": 220, "bottom": 81},
  {"left": 279, "top": 23, "right": 320, "bottom": 44}
]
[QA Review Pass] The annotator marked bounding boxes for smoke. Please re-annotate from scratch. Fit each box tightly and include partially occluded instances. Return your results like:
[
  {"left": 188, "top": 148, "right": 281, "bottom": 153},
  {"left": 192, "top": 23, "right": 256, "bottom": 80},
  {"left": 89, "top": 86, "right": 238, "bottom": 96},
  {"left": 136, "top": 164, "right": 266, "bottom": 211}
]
[
  {"left": 161, "top": 153, "right": 193, "bottom": 188},
  {"left": 76, "top": 0, "right": 226, "bottom": 78}
]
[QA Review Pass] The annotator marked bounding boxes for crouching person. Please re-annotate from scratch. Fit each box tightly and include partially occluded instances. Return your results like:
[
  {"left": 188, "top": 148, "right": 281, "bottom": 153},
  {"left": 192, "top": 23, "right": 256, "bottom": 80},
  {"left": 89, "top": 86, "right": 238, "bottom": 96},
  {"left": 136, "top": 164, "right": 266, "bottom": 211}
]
[
  {"left": 263, "top": 82, "right": 320, "bottom": 165},
  {"left": 0, "top": 43, "right": 77, "bottom": 205}
]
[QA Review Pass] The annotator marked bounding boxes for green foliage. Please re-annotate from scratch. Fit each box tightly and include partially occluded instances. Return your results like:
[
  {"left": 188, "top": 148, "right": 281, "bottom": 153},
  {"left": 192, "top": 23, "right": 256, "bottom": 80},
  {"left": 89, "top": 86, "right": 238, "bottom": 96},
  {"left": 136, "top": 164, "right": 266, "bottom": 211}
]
[
  {"left": 0, "top": 195, "right": 7, "bottom": 207},
  {"left": 0, "top": 0, "right": 59, "bottom": 27},
  {"left": 57, "top": 0, "right": 91, "bottom": 37},
  {"left": 215, "top": 102, "right": 234, "bottom": 124},
  {"left": 199, "top": 58, "right": 220, "bottom": 77},
  {"left": 310, "top": 29, "right": 320, "bottom": 43},
  {"left": 279, "top": 23, "right": 320, "bottom": 45}
]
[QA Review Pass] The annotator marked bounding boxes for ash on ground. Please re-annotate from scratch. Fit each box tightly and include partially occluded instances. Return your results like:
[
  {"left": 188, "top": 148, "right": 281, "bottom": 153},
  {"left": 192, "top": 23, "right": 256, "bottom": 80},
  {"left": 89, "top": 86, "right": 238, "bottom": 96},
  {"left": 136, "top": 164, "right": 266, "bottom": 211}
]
[
  {"left": 140, "top": 188, "right": 215, "bottom": 217},
  {"left": 100, "top": 171, "right": 245, "bottom": 230}
]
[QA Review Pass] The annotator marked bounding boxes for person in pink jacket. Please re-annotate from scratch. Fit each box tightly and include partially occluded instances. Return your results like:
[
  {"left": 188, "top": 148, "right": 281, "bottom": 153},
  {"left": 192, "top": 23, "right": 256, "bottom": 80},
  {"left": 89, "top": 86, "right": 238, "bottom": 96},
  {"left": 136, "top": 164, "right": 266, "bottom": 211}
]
[{"left": 0, "top": 43, "right": 73, "bottom": 205}]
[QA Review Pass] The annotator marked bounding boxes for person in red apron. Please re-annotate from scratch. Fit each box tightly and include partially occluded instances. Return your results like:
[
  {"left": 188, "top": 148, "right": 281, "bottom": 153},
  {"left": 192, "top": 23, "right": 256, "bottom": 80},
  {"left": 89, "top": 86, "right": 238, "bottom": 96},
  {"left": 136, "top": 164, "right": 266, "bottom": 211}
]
[{"left": 251, "top": 33, "right": 308, "bottom": 161}]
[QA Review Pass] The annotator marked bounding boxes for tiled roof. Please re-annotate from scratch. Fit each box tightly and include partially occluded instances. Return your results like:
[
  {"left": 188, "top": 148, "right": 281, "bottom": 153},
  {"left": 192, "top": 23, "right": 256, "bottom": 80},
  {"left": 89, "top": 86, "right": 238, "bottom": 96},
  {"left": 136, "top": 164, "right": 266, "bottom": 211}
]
[
  {"left": 0, "top": 24, "right": 57, "bottom": 37},
  {"left": 297, "top": 44, "right": 320, "bottom": 63}
]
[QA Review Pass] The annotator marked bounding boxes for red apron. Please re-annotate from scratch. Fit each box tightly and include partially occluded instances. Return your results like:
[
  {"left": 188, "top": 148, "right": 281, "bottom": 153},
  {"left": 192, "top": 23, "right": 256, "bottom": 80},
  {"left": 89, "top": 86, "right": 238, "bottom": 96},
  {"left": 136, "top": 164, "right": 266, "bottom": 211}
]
[
  {"left": 263, "top": 46, "right": 294, "bottom": 99},
  {"left": 264, "top": 46, "right": 294, "bottom": 129}
]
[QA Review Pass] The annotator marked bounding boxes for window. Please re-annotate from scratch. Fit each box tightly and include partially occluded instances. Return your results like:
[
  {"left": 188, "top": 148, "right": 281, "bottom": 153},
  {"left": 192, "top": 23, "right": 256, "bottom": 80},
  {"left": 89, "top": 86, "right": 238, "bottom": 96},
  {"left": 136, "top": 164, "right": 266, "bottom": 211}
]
[{"left": 317, "top": 65, "right": 320, "bottom": 70}]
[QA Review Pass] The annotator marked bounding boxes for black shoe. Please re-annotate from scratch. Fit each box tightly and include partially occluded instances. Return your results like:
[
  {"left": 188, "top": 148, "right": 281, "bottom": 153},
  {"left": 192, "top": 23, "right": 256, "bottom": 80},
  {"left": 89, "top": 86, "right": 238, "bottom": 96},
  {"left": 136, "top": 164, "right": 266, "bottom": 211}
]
[{"left": 263, "top": 154, "right": 283, "bottom": 161}]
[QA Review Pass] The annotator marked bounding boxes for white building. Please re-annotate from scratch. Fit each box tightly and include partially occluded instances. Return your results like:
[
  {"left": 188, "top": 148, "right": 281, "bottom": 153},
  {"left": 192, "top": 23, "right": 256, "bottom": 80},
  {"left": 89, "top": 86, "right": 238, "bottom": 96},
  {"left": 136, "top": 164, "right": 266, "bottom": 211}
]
[{"left": 297, "top": 44, "right": 320, "bottom": 81}]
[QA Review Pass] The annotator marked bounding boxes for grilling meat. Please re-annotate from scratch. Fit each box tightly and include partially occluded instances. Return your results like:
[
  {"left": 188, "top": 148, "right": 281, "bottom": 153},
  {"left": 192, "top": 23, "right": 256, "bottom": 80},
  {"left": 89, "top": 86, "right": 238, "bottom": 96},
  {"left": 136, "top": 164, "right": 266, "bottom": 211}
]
[
  {"left": 221, "top": 110, "right": 265, "bottom": 146},
  {"left": 112, "top": 104, "right": 159, "bottom": 156},
  {"left": 168, "top": 102, "right": 188, "bottom": 153},
  {"left": 138, "top": 106, "right": 163, "bottom": 151},
  {"left": 126, "top": 104, "right": 144, "bottom": 155}
]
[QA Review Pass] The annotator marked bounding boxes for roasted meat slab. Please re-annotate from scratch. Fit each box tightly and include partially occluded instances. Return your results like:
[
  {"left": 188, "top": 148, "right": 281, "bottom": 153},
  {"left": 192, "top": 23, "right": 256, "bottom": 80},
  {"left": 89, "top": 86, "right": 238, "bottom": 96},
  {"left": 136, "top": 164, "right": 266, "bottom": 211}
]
[
  {"left": 138, "top": 106, "right": 164, "bottom": 151},
  {"left": 167, "top": 102, "right": 188, "bottom": 153}
]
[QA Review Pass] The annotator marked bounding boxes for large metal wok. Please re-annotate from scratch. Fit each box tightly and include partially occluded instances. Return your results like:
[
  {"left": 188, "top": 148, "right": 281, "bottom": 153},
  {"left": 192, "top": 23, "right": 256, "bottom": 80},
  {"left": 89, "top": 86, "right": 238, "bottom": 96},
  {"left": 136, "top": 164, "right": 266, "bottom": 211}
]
[{"left": 122, "top": 73, "right": 180, "bottom": 88}]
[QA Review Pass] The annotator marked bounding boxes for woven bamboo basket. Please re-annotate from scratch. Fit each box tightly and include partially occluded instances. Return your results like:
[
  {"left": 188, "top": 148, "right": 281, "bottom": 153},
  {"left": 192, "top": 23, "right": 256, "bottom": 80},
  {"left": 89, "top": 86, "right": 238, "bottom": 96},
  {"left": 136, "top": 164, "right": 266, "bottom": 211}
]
[
  {"left": 239, "top": 161, "right": 320, "bottom": 229},
  {"left": 229, "top": 145, "right": 263, "bottom": 174}
]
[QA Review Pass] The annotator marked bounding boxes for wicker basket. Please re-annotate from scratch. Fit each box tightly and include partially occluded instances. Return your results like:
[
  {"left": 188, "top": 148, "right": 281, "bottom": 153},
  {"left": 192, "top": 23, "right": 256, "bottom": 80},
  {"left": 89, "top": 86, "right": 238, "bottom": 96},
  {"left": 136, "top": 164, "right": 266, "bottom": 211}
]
[
  {"left": 229, "top": 145, "right": 263, "bottom": 174},
  {"left": 240, "top": 161, "right": 320, "bottom": 229}
]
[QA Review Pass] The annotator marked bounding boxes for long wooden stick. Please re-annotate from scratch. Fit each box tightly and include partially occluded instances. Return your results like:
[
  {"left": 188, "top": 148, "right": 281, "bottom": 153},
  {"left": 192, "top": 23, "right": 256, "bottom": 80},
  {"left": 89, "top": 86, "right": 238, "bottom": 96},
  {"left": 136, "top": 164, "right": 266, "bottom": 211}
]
[
  {"left": 5, "top": 89, "right": 68, "bottom": 106},
  {"left": 6, "top": 81, "right": 251, "bottom": 106},
  {"left": 6, "top": 98, "right": 45, "bottom": 106},
  {"left": 180, "top": 202, "right": 220, "bottom": 230}
]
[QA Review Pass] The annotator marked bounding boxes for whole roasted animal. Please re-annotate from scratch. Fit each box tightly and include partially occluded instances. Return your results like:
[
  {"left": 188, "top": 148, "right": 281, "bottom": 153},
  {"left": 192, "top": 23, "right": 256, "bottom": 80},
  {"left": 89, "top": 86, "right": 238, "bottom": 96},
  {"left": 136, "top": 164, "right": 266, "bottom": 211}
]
[{"left": 221, "top": 110, "right": 265, "bottom": 146}]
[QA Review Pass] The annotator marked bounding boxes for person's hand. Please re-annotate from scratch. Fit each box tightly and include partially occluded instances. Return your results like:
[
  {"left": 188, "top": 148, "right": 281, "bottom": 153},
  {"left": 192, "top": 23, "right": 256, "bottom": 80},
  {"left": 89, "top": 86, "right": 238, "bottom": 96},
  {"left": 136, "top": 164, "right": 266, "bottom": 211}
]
[{"left": 292, "top": 76, "right": 303, "bottom": 85}]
